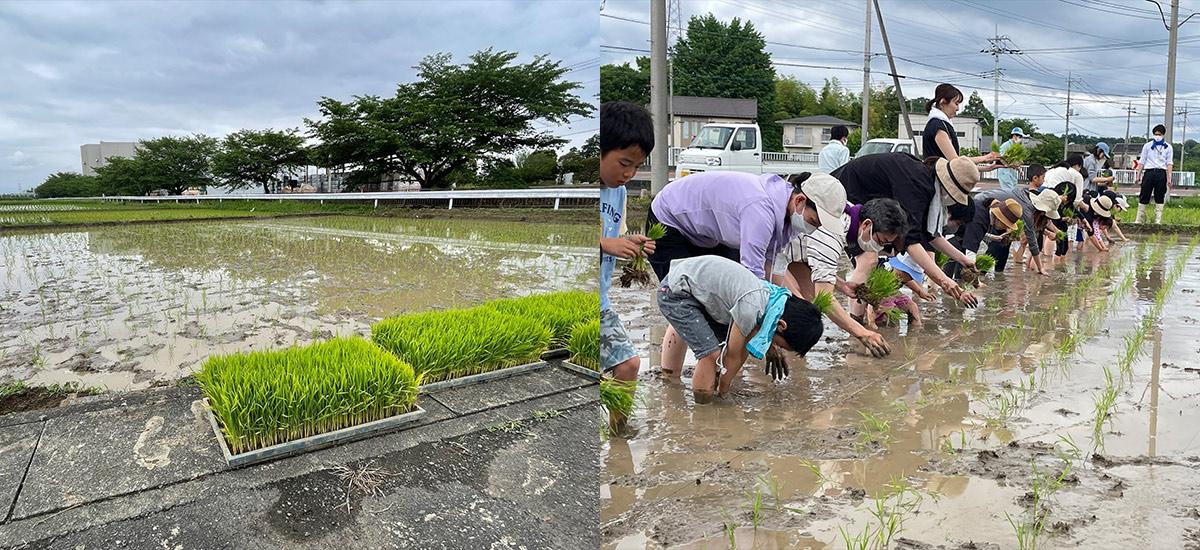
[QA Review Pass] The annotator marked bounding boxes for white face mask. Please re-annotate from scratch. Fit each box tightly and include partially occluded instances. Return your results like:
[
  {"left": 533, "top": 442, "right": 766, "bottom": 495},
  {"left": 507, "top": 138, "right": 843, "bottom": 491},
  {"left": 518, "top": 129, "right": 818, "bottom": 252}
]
[
  {"left": 791, "top": 210, "right": 817, "bottom": 235},
  {"left": 857, "top": 223, "right": 884, "bottom": 252}
]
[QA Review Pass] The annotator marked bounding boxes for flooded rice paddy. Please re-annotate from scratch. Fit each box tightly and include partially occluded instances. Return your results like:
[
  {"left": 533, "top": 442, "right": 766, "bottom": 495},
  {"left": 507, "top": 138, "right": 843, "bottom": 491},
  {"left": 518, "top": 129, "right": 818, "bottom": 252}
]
[
  {"left": 605, "top": 236, "right": 1200, "bottom": 549},
  {"left": 0, "top": 215, "right": 593, "bottom": 391}
]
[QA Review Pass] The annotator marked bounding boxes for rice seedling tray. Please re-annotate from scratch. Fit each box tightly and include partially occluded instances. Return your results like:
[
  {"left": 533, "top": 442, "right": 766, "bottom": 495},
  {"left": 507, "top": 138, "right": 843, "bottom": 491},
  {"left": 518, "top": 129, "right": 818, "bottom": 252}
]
[
  {"left": 203, "top": 398, "right": 427, "bottom": 467},
  {"left": 558, "top": 360, "right": 603, "bottom": 380},
  {"left": 417, "top": 361, "right": 555, "bottom": 392}
]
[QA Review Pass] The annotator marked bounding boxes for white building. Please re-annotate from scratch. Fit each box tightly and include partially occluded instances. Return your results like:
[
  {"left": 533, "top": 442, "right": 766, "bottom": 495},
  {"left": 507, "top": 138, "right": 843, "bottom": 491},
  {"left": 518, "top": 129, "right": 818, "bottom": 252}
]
[
  {"left": 80, "top": 142, "right": 140, "bottom": 176},
  {"left": 898, "top": 114, "right": 985, "bottom": 157}
]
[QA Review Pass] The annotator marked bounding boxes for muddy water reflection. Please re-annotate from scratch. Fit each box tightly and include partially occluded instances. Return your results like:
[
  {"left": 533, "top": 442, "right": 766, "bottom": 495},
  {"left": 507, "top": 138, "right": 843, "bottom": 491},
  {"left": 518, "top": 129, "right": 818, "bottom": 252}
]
[
  {"left": 605, "top": 241, "right": 1200, "bottom": 549},
  {"left": 0, "top": 216, "right": 593, "bottom": 390}
]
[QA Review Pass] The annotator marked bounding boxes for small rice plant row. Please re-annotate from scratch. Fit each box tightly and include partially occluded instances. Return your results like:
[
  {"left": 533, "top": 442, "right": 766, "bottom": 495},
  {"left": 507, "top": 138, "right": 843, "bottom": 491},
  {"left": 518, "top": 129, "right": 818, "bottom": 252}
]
[
  {"left": 371, "top": 308, "right": 551, "bottom": 383},
  {"left": 567, "top": 318, "right": 600, "bottom": 371},
  {"left": 197, "top": 338, "right": 420, "bottom": 455}
]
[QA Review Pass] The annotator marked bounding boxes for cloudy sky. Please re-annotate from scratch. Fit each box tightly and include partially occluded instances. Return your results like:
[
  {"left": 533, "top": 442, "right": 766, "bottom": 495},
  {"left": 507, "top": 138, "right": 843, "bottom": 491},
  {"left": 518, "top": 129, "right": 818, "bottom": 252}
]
[
  {"left": 603, "top": 0, "right": 1200, "bottom": 145},
  {"left": 0, "top": 0, "right": 599, "bottom": 194}
]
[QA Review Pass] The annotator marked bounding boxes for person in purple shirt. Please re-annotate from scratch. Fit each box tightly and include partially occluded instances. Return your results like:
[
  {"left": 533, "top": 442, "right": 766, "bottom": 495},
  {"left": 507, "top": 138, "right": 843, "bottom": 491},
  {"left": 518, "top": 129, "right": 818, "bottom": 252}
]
[{"left": 645, "top": 170, "right": 847, "bottom": 378}]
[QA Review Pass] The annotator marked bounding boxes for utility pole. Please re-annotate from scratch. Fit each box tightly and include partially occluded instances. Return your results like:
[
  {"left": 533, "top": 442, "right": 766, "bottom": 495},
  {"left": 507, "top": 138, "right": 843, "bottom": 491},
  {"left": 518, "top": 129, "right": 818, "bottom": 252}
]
[
  {"left": 983, "top": 27, "right": 1018, "bottom": 146},
  {"left": 1165, "top": 0, "right": 1180, "bottom": 143},
  {"left": 1064, "top": 72, "right": 1080, "bottom": 158},
  {"left": 1123, "top": 102, "right": 1137, "bottom": 169},
  {"left": 650, "top": 0, "right": 669, "bottom": 195},
  {"left": 666, "top": 0, "right": 681, "bottom": 152},
  {"left": 873, "top": 0, "right": 916, "bottom": 152},
  {"left": 1145, "top": 81, "right": 1159, "bottom": 139},
  {"left": 1177, "top": 102, "right": 1189, "bottom": 167},
  {"left": 861, "top": 0, "right": 872, "bottom": 141}
]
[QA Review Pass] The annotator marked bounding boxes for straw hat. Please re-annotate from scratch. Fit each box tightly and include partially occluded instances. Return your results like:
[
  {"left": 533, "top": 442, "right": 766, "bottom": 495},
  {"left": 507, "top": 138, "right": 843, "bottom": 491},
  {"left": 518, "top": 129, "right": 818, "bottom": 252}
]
[
  {"left": 989, "top": 198, "right": 1023, "bottom": 231},
  {"left": 1091, "top": 195, "right": 1114, "bottom": 218},
  {"left": 934, "top": 157, "right": 980, "bottom": 205},
  {"left": 1031, "top": 188, "right": 1062, "bottom": 219}
]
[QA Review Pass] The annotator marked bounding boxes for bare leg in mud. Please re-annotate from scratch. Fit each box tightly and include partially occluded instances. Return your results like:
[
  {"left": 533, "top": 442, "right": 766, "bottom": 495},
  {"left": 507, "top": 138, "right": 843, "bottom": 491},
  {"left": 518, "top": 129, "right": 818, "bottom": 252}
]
[
  {"left": 660, "top": 324, "right": 687, "bottom": 378},
  {"left": 690, "top": 350, "right": 721, "bottom": 403}
]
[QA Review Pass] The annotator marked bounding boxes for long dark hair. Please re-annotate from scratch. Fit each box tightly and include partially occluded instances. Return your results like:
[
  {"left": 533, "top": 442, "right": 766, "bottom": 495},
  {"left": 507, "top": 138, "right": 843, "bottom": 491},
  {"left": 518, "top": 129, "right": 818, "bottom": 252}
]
[{"left": 925, "top": 84, "right": 963, "bottom": 114}]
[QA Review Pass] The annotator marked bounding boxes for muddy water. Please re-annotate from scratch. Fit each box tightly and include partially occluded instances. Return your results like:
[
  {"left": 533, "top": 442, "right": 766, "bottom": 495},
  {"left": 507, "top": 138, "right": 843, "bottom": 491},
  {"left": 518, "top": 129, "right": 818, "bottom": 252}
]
[
  {"left": 0, "top": 216, "right": 593, "bottom": 391},
  {"left": 605, "top": 239, "right": 1200, "bottom": 549}
]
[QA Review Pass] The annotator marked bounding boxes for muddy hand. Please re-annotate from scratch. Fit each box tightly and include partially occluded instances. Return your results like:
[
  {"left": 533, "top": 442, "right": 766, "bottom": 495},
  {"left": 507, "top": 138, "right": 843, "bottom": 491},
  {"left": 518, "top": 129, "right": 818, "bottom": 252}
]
[
  {"left": 857, "top": 331, "right": 890, "bottom": 357},
  {"left": 764, "top": 345, "right": 788, "bottom": 380},
  {"left": 959, "top": 289, "right": 978, "bottom": 308}
]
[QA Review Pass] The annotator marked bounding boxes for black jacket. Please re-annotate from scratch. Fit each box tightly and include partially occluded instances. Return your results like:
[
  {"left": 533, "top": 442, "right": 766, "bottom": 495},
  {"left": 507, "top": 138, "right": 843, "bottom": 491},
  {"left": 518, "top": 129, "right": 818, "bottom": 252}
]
[{"left": 833, "top": 152, "right": 938, "bottom": 250}]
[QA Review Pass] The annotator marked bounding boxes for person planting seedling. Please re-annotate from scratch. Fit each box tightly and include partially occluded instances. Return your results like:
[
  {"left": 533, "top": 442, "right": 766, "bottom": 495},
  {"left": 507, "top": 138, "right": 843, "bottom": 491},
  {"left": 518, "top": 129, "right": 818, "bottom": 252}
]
[
  {"left": 961, "top": 254, "right": 996, "bottom": 289},
  {"left": 619, "top": 223, "right": 667, "bottom": 287},
  {"left": 962, "top": 188, "right": 1060, "bottom": 276},
  {"left": 656, "top": 255, "right": 823, "bottom": 402}
]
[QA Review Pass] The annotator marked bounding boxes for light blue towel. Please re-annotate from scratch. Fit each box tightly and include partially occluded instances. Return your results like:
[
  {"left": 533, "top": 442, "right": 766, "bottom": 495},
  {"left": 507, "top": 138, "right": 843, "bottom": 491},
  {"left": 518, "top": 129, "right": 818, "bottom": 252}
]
[{"left": 746, "top": 281, "right": 791, "bottom": 360}]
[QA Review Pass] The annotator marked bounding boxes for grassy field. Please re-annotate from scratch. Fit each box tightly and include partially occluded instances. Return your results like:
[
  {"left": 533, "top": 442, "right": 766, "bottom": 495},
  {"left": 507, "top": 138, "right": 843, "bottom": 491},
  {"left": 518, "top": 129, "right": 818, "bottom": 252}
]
[{"left": 1114, "top": 196, "right": 1200, "bottom": 226}]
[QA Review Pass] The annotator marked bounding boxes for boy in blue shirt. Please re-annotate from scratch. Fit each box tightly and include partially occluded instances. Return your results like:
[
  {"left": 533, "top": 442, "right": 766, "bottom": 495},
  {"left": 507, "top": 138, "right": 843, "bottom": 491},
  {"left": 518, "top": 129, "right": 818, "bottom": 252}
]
[{"left": 599, "top": 102, "right": 656, "bottom": 432}]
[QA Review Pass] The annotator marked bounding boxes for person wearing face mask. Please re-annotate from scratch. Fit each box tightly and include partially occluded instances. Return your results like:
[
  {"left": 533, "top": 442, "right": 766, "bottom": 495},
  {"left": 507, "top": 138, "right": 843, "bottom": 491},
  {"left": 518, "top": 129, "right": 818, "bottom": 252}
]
[
  {"left": 772, "top": 192, "right": 909, "bottom": 357},
  {"left": 1134, "top": 124, "right": 1174, "bottom": 224},
  {"left": 646, "top": 170, "right": 847, "bottom": 378},
  {"left": 996, "top": 128, "right": 1026, "bottom": 191},
  {"left": 923, "top": 83, "right": 1002, "bottom": 171},
  {"left": 832, "top": 152, "right": 982, "bottom": 309}
]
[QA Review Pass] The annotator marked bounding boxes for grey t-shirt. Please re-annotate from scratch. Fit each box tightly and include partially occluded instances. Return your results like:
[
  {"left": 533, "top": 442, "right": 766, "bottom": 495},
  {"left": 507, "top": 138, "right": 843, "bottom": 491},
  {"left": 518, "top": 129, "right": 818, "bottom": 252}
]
[{"left": 665, "top": 255, "right": 769, "bottom": 338}]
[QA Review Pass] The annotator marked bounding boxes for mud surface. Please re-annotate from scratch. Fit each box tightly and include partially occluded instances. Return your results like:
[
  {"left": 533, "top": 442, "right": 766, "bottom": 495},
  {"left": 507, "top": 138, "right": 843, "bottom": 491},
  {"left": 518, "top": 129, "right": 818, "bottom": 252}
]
[
  {"left": 0, "top": 215, "right": 593, "bottom": 392},
  {"left": 605, "top": 237, "right": 1200, "bottom": 549}
]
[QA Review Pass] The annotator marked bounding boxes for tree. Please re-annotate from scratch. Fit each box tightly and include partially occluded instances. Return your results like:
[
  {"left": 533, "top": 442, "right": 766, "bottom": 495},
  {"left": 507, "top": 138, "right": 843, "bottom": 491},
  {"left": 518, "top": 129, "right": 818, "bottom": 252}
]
[
  {"left": 306, "top": 49, "right": 591, "bottom": 189},
  {"left": 136, "top": 135, "right": 219, "bottom": 195},
  {"left": 212, "top": 128, "right": 308, "bottom": 194},
  {"left": 34, "top": 172, "right": 98, "bottom": 198},
  {"left": 774, "top": 76, "right": 819, "bottom": 121},
  {"left": 580, "top": 133, "right": 600, "bottom": 158},
  {"left": 673, "top": 14, "right": 780, "bottom": 151},
  {"left": 93, "top": 156, "right": 154, "bottom": 196},
  {"left": 959, "top": 91, "right": 994, "bottom": 136},
  {"left": 846, "top": 129, "right": 862, "bottom": 156},
  {"left": 997, "top": 118, "right": 1037, "bottom": 139},
  {"left": 514, "top": 149, "right": 558, "bottom": 184},
  {"left": 599, "top": 59, "right": 650, "bottom": 105},
  {"left": 1029, "top": 133, "right": 1064, "bottom": 166},
  {"left": 560, "top": 147, "right": 599, "bottom": 184}
]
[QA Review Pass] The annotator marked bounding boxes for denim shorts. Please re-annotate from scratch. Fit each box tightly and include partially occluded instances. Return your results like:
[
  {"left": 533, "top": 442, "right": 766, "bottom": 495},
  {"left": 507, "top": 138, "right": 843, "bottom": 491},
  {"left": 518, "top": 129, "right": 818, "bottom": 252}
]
[
  {"left": 656, "top": 285, "right": 730, "bottom": 360},
  {"left": 600, "top": 308, "right": 637, "bottom": 372}
]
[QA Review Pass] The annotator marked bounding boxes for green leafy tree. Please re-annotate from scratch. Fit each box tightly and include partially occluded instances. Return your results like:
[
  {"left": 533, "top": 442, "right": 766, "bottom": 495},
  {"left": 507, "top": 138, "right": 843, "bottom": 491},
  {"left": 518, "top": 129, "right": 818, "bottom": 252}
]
[
  {"left": 307, "top": 49, "right": 590, "bottom": 189},
  {"left": 560, "top": 147, "right": 599, "bottom": 184},
  {"left": 33, "top": 172, "right": 99, "bottom": 198},
  {"left": 599, "top": 59, "right": 650, "bottom": 105},
  {"left": 846, "top": 128, "right": 862, "bottom": 156},
  {"left": 959, "top": 91, "right": 993, "bottom": 136},
  {"left": 774, "top": 76, "right": 819, "bottom": 120},
  {"left": 580, "top": 133, "right": 600, "bottom": 158},
  {"left": 136, "top": 134, "right": 219, "bottom": 195},
  {"left": 212, "top": 128, "right": 308, "bottom": 194},
  {"left": 514, "top": 149, "right": 558, "bottom": 184},
  {"left": 93, "top": 156, "right": 154, "bottom": 196},
  {"left": 1029, "top": 133, "right": 1065, "bottom": 166},
  {"left": 673, "top": 14, "right": 779, "bottom": 151}
]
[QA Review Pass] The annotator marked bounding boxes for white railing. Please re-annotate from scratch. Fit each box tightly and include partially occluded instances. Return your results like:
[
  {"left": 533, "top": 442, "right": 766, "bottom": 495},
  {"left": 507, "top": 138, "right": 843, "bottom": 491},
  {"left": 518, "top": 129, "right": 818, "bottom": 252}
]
[
  {"left": 87, "top": 188, "right": 598, "bottom": 210},
  {"left": 763, "top": 151, "right": 821, "bottom": 164},
  {"left": 979, "top": 166, "right": 1194, "bottom": 187}
]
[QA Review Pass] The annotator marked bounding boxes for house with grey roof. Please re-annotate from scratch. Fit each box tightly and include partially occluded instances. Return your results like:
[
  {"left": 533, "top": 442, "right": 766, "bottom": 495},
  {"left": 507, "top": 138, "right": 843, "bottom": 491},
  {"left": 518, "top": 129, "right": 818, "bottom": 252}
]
[
  {"left": 666, "top": 96, "right": 758, "bottom": 148},
  {"left": 775, "top": 115, "right": 859, "bottom": 154}
]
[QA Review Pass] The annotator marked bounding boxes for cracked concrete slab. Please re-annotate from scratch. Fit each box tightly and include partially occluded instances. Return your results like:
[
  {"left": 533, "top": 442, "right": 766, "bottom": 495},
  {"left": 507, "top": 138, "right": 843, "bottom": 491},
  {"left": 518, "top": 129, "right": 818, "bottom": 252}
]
[{"left": 0, "top": 422, "right": 42, "bottom": 520}]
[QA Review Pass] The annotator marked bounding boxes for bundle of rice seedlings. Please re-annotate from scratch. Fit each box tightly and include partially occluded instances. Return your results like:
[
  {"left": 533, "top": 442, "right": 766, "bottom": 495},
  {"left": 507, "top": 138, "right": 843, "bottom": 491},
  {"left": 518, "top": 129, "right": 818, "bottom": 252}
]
[
  {"left": 568, "top": 318, "right": 600, "bottom": 371},
  {"left": 934, "top": 251, "right": 951, "bottom": 269},
  {"left": 879, "top": 306, "right": 905, "bottom": 325},
  {"left": 963, "top": 254, "right": 996, "bottom": 288},
  {"left": 620, "top": 223, "right": 668, "bottom": 287},
  {"left": 990, "top": 141, "right": 1028, "bottom": 167},
  {"left": 197, "top": 338, "right": 420, "bottom": 455},
  {"left": 854, "top": 268, "right": 902, "bottom": 307},
  {"left": 811, "top": 290, "right": 834, "bottom": 315},
  {"left": 1001, "top": 219, "right": 1026, "bottom": 245},
  {"left": 485, "top": 291, "right": 599, "bottom": 348},
  {"left": 372, "top": 308, "right": 551, "bottom": 383},
  {"left": 1056, "top": 231, "right": 1068, "bottom": 241},
  {"left": 600, "top": 377, "right": 639, "bottom": 418}
]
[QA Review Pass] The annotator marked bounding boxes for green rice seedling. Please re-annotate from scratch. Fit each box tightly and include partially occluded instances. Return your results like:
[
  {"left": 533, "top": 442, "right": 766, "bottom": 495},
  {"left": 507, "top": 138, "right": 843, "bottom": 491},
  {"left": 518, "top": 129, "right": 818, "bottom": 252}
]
[
  {"left": 811, "top": 289, "right": 834, "bottom": 315},
  {"left": 934, "top": 250, "right": 950, "bottom": 268},
  {"left": 721, "top": 509, "right": 742, "bottom": 549},
  {"left": 840, "top": 524, "right": 871, "bottom": 550},
  {"left": 973, "top": 254, "right": 996, "bottom": 273},
  {"left": 372, "top": 308, "right": 551, "bottom": 383},
  {"left": 743, "top": 486, "right": 764, "bottom": 530},
  {"left": 484, "top": 291, "right": 599, "bottom": 348},
  {"left": 1055, "top": 231, "right": 1067, "bottom": 241},
  {"left": 855, "top": 268, "right": 902, "bottom": 307},
  {"left": 600, "top": 377, "right": 639, "bottom": 419},
  {"left": 197, "top": 338, "right": 420, "bottom": 455},
  {"left": 1001, "top": 219, "right": 1026, "bottom": 245},
  {"left": 567, "top": 318, "right": 600, "bottom": 371},
  {"left": 856, "top": 410, "right": 892, "bottom": 451},
  {"left": 620, "top": 223, "right": 667, "bottom": 287}
]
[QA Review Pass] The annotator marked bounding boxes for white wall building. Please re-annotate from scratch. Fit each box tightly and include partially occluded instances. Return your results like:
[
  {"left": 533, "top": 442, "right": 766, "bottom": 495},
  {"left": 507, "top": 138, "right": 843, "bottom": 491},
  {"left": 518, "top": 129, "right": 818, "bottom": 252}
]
[
  {"left": 898, "top": 114, "right": 984, "bottom": 157},
  {"left": 80, "top": 141, "right": 140, "bottom": 176}
]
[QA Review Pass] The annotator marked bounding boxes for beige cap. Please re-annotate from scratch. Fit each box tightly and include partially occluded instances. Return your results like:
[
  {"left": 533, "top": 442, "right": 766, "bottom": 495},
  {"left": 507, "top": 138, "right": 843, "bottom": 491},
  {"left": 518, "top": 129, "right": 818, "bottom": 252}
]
[
  {"left": 1031, "top": 188, "right": 1062, "bottom": 219},
  {"left": 935, "top": 157, "right": 981, "bottom": 205},
  {"left": 796, "top": 173, "right": 848, "bottom": 242}
]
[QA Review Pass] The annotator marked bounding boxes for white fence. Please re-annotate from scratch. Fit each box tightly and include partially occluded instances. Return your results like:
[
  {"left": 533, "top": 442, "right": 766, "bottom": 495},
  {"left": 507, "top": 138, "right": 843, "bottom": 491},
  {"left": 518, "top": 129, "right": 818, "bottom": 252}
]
[
  {"left": 979, "top": 166, "right": 1195, "bottom": 187},
  {"left": 91, "top": 188, "right": 599, "bottom": 210}
]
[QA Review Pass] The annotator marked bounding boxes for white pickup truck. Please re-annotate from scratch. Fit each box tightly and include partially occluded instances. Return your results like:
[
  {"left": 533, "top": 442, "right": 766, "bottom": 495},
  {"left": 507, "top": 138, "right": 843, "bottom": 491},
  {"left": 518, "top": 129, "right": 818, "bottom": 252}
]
[{"left": 674, "top": 123, "right": 821, "bottom": 179}]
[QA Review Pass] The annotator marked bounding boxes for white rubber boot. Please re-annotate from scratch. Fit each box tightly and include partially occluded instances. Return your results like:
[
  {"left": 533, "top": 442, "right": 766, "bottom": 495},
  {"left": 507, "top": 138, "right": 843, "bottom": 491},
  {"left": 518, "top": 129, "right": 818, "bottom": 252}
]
[
  {"left": 1155, "top": 203, "right": 1165, "bottom": 224},
  {"left": 1135, "top": 204, "right": 1146, "bottom": 223}
]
